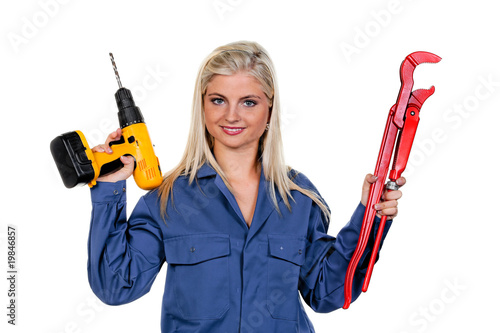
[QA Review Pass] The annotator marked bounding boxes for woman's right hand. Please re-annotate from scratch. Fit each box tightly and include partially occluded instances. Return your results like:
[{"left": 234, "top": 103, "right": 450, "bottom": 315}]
[{"left": 91, "top": 128, "right": 135, "bottom": 183}]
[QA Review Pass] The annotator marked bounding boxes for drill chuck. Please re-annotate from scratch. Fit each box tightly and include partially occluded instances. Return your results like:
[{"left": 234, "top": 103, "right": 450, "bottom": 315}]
[{"left": 115, "top": 87, "right": 144, "bottom": 128}]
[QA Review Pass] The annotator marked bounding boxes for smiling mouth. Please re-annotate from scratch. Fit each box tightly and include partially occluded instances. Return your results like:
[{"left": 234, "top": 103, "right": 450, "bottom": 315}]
[{"left": 221, "top": 126, "right": 245, "bottom": 135}]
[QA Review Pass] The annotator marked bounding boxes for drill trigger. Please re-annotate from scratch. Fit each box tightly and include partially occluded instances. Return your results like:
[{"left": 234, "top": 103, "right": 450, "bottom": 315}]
[{"left": 109, "top": 135, "right": 126, "bottom": 147}]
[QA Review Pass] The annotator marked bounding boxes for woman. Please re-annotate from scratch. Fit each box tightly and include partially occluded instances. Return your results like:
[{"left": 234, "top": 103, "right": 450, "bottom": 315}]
[{"left": 88, "top": 41, "right": 404, "bottom": 332}]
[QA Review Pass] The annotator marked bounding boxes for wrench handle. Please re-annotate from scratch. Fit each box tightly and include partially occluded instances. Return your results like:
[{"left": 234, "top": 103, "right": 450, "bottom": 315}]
[
  {"left": 362, "top": 210, "right": 388, "bottom": 292},
  {"left": 342, "top": 108, "right": 399, "bottom": 309}
]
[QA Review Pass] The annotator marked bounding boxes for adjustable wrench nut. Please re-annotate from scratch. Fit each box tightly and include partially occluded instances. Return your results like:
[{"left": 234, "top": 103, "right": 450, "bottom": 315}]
[{"left": 385, "top": 181, "right": 400, "bottom": 191}]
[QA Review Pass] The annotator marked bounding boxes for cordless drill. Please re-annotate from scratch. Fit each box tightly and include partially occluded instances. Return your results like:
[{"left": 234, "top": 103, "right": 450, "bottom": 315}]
[{"left": 50, "top": 53, "right": 163, "bottom": 190}]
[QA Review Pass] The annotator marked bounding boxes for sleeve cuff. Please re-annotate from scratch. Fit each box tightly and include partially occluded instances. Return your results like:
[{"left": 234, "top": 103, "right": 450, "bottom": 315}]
[{"left": 90, "top": 180, "right": 127, "bottom": 203}]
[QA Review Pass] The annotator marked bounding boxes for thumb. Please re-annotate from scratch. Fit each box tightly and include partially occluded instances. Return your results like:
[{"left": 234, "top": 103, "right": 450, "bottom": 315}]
[
  {"left": 361, "top": 173, "right": 378, "bottom": 206},
  {"left": 121, "top": 155, "right": 135, "bottom": 165},
  {"left": 120, "top": 155, "right": 135, "bottom": 173}
]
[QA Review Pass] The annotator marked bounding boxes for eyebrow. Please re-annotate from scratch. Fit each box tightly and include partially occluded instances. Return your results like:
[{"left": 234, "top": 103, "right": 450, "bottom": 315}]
[
  {"left": 206, "top": 93, "right": 262, "bottom": 100},
  {"left": 241, "top": 94, "right": 262, "bottom": 100}
]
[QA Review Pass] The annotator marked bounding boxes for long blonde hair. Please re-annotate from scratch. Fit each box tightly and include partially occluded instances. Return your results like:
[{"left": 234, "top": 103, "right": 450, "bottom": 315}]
[{"left": 158, "top": 41, "right": 330, "bottom": 221}]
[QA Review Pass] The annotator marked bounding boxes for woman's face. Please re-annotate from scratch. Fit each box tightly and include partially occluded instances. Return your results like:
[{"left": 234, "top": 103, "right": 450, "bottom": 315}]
[{"left": 204, "top": 72, "right": 270, "bottom": 155}]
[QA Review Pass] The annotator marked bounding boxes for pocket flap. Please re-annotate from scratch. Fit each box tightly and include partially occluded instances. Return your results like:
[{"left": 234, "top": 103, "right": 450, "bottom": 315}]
[
  {"left": 165, "top": 234, "right": 230, "bottom": 265},
  {"left": 268, "top": 234, "right": 306, "bottom": 266}
]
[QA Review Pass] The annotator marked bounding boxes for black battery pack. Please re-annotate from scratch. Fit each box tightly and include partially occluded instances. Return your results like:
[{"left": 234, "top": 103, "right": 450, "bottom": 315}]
[{"left": 50, "top": 131, "right": 95, "bottom": 188}]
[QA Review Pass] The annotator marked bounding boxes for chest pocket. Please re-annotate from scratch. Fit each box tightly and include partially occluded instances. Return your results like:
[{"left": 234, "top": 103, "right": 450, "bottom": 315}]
[
  {"left": 164, "top": 233, "right": 230, "bottom": 320},
  {"left": 267, "top": 234, "right": 306, "bottom": 321}
]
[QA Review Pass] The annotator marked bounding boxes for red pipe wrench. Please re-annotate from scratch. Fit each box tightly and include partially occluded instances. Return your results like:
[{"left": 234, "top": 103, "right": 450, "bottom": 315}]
[{"left": 342, "top": 51, "right": 441, "bottom": 309}]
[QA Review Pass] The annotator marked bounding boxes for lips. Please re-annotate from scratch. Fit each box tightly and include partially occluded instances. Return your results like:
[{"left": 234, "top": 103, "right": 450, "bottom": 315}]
[{"left": 221, "top": 126, "right": 245, "bottom": 135}]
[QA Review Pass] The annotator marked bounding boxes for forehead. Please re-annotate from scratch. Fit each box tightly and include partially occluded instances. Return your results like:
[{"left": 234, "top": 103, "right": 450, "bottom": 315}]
[{"left": 206, "top": 73, "right": 265, "bottom": 96}]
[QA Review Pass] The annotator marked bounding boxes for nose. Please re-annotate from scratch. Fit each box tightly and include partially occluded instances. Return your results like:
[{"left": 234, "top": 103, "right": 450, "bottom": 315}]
[{"left": 225, "top": 103, "right": 241, "bottom": 123}]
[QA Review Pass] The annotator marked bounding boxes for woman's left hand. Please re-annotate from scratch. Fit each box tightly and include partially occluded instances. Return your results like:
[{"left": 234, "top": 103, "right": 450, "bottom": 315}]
[{"left": 361, "top": 174, "right": 406, "bottom": 220}]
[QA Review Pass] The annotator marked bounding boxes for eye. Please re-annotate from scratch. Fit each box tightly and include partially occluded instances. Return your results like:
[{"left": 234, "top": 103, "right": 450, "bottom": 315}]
[
  {"left": 243, "top": 100, "right": 257, "bottom": 107},
  {"left": 211, "top": 98, "right": 225, "bottom": 105}
]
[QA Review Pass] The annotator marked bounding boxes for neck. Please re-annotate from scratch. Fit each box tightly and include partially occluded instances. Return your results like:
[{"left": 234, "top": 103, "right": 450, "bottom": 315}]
[{"left": 213, "top": 144, "right": 260, "bottom": 181}]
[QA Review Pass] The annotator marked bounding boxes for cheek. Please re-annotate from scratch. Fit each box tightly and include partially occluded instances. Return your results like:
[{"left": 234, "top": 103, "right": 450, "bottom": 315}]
[
  {"left": 257, "top": 109, "right": 270, "bottom": 126},
  {"left": 203, "top": 109, "right": 220, "bottom": 137},
  {"left": 203, "top": 103, "right": 217, "bottom": 124},
  {"left": 204, "top": 111, "right": 214, "bottom": 132}
]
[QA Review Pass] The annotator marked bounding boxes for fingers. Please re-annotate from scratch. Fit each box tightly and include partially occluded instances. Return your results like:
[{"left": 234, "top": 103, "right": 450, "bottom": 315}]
[
  {"left": 361, "top": 173, "right": 408, "bottom": 219},
  {"left": 364, "top": 174, "right": 407, "bottom": 220},
  {"left": 377, "top": 185, "right": 404, "bottom": 219},
  {"left": 378, "top": 177, "right": 405, "bottom": 219},
  {"left": 96, "top": 155, "right": 135, "bottom": 183},
  {"left": 91, "top": 144, "right": 110, "bottom": 153},
  {"left": 374, "top": 200, "right": 398, "bottom": 218},
  {"left": 395, "top": 177, "right": 406, "bottom": 188},
  {"left": 88, "top": 129, "right": 134, "bottom": 183},
  {"left": 382, "top": 189, "right": 402, "bottom": 201},
  {"left": 105, "top": 128, "right": 122, "bottom": 146},
  {"left": 91, "top": 128, "right": 122, "bottom": 154}
]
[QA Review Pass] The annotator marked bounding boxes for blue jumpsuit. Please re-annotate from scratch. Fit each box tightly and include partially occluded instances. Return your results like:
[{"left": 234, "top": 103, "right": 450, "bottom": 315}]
[{"left": 87, "top": 163, "right": 392, "bottom": 332}]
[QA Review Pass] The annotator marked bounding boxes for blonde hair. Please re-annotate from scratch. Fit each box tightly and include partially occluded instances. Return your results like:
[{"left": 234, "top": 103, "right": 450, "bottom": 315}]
[{"left": 158, "top": 41, "right": 330, "bottom": 221}]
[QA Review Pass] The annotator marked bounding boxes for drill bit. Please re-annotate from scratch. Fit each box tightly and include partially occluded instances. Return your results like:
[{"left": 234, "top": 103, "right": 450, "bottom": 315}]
[{"left": 109, "top": 53, "right": 123, "bottom": 88}]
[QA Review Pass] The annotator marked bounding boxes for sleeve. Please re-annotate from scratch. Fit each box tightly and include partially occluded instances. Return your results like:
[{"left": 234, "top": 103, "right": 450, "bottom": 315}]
[
  {"left": 87, "top": 180, "right": 165, "bottom": 305},
  {"left": 299, "top": 202, "right": 392, "bottom": 313}
]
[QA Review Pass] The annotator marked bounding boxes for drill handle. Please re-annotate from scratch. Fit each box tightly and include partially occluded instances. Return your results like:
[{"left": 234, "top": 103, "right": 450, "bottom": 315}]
[
  {"left": 92, "top": 146, "right": 130, "bottom": 179},
  {"left": 91, "top": 123, "right": 163, "bottom": 190}
]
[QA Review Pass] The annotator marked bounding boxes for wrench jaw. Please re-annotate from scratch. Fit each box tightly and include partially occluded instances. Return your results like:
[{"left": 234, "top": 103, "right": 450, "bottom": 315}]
[
  {"left": 400, "top": 52, "right": 442, "bottom": 81},
  {"left": 409, "top": 87, "right": 435, "bottom": 108},
  {"left": 394, "top": 52, "right": 441, "bottom": 128},
  {"left": 406, "top": 51, "right": 442, "bottom": 67}
]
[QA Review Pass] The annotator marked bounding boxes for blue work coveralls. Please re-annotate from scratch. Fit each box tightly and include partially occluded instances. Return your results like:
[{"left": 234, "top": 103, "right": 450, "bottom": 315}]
[{"left": 87, "top": 163, "right": 392, "bottom": 332}]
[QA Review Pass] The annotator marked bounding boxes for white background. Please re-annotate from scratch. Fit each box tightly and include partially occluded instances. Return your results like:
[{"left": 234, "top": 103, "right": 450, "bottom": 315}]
[{"left": 1, "top": 0, "right": 499, "bottom": 332}]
